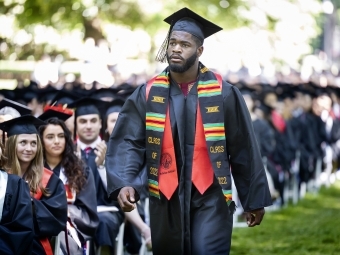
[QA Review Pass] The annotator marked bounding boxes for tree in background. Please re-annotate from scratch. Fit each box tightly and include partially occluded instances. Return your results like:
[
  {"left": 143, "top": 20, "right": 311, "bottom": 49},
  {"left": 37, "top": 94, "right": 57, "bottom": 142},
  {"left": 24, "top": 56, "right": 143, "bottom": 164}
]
[{"left": 0, "top": 0, "right": 248, "bottom": 46}]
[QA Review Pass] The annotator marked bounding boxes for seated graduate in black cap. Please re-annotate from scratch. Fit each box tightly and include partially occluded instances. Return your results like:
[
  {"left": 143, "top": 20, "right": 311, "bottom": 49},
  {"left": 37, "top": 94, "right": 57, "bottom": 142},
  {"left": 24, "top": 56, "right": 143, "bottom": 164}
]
[
  {"left": 68, "top": 98, "right": 124, "bottom": 255},
  {"left": 104, "top": 98, "right": 152, "bottom": 254},
  {"left": 0, "top": 141, "right": 34, "bottom": 255},
  {"left": 103, "top": 98, "right": 125, "bottom": 141},
  {"left": 38, "top": 108, "right": 99, "bottom": 255},
  {"left": 0, "top": 98, "right": 32, "bottom": 123},
  {"left": 0, "top": 115, "right": 68, "bottom": 255},
  {"left": 106, "top": 7, "right": 271, "bottom": 255},
  {"left": 49, "top": 90, "right": 82, "bottom": 139},
  {"left": 240, "top": 87, "right": 279, "bottom": 200}
]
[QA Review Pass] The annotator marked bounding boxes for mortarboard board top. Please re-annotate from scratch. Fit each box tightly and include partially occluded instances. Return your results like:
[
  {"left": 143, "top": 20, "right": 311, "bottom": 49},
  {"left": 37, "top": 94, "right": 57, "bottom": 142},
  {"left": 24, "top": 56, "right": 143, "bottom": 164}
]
[
  {"left": 38, "top": 106, "right": 73, "bottom": 122},
  {"left": 68, "top": 97, "right": 108, "bottom": 117},
  {"left": 0, "top": 89, "right": 16, "bottom": 101},
  {"left": 164, "top": 7, "right": 223, "bottom": 41},
  {"left": 37, "top": 85, "right": 59, "bottom": 104},
  {"left": 105, "top": 98, "right": 125, "bottom": 117},
  {"left": 156, "top": 7, "right": 222, "bottom": 62},
  {"left": 0, "top": 98, "right": 32, "bottom": 116},
  {"left": 49, "top": 89, "right": 81, "bottom": 106},
  {"left": 90, "top": 88, "right": 119, "bottom": 101},
  {"left": 15, "top": 86, "right": 39, "bottom": 104},
  {"left": 0, "top": 115, "right": 46, "bottom": 137}
]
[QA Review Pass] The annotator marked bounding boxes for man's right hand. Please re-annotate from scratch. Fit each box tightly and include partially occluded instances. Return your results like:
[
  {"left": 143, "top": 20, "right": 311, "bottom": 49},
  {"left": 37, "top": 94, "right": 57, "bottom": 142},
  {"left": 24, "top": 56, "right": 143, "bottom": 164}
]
[{"left": 117, "top": 187, "right": 137, "bottom": 212}]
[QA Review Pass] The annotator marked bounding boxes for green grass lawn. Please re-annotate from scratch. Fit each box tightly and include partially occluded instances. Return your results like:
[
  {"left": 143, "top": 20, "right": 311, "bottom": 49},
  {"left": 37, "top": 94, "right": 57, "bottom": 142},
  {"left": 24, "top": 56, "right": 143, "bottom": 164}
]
[{"left": 231, "top": 182, "right": 340, "bottom": 255}]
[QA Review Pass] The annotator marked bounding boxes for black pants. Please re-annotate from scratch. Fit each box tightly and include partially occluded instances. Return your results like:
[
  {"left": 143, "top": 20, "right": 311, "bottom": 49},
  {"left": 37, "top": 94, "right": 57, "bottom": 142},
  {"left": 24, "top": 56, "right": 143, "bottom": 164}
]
[{"left": 149, "top": 179, "right": 233, "bottom": 255}]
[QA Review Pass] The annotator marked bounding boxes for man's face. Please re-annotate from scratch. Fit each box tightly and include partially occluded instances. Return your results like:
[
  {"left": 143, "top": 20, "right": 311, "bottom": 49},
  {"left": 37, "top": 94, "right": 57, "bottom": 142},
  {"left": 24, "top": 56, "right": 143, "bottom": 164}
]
[
  {"left": 166, "top": 31, "right": 203, "bottom": 73},
  {"left": 76, "top": 114, "right": 102, "bottom": 144}
]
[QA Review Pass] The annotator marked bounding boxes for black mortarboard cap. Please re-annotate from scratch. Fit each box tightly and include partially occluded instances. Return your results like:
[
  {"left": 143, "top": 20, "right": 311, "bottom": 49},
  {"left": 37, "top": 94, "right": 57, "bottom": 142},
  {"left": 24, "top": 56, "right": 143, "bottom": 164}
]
[
  {"left": 49, "top": 89, "right": 81, "bottom": 106},
  {"left": 90, "top": 88, "right": 118, "bottom": 101},
  {"left": 0, "top": 89, "right": 16, "bottom": 101},
  {"left": 156, "top": 7, "right": 222, "bottom": 62},
  {"left": 38, "top": 109, "right": 72, "bottom": 122},
  {"left": 164, "top": 7, "right": 222, "bottom": 42},
  {"left": 15, "top": 86, "right": 39, "bottom": 104},
  {"left": 68, "top": 97, "right": 107, "bottom": 117},
  {"left": 105, "top": 98, "right": 125, "bottom": 117},
  {"left": 0, "top": 115, "right": 46, "bottom": 137},
  {"left": 68, "top": 97, "right": 109, "bottom": 140},
  {"left": 277, "top": 90, "right": 295, "bottom": 101},
  {"left": 0, "top": 98, "right": 32, "bottom": 116},
  {"left": 38, "top": 85, "right": 58, "bottom": 104},
  {"left": 116, "top": 84, "right": 136, "bottom": 98},
  {"left": 239, "top": 86, "right": 256, "bottom": 95},
  {"left": 256, "top": 103, "right": 274, "bottom": 115}
]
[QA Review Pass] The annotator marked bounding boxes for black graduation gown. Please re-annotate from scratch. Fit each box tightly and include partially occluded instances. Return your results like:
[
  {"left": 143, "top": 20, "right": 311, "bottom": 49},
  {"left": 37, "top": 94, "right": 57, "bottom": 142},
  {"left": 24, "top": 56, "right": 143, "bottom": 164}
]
[
  {"left": 252, "top": 118, "right": 275, "bottom": 158},
  {"left": 31, "top": 172, "right": 68, "bottom": 255},
  {"left": 0, "top": 173, "right": 34, "bottom": 255},
  {"left": 45, "top": 163, "right": 99, "bottom": 240},
  {"left": 309, "top": 113, "right": 327, "bottom": 159},
  {"left": 252, "top": 118, "right": 279, "bottom": 193},
  {"left": 288, "top": 114, "right": 316, "bottom": 182},
  {"left": 80, "top": 147, "right": 124, "bottom": 251},
  {"left": 106, "top": 80, "right": 272, "bottom": 255}
]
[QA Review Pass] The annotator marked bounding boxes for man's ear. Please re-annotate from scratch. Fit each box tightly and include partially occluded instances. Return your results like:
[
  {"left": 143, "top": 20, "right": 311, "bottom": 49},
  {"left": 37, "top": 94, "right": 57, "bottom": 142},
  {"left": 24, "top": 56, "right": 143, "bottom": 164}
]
[{"left": 197, "top": 46, "right": 204, "bottom": 58}]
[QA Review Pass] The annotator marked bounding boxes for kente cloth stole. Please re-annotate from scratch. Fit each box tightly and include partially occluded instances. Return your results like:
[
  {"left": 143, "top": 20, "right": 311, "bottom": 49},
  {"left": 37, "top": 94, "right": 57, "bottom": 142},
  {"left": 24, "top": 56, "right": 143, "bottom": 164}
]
[{"left": 145, "top": 64, "right": 234, "bottom": 210}]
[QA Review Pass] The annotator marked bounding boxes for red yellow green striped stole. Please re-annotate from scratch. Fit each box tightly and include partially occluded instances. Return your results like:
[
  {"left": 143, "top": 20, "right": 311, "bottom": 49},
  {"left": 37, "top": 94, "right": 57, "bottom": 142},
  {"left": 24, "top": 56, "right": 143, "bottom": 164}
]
[{"left": 146, "top": 64, "right": 234, "bottom": 211}]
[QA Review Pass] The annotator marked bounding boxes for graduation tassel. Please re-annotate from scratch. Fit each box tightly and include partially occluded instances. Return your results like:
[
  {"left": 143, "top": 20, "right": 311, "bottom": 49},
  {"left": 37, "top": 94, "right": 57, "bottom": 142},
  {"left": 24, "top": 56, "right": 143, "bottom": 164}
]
[{"left": 155, "top": 23, "right": 173, "bottom": 63}]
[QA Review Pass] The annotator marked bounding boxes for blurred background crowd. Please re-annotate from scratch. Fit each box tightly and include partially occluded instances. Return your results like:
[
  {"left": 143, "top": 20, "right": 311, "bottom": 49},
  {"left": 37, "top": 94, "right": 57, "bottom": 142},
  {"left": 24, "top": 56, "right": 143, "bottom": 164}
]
[
  {"left": 1, "top": 1, "right": 340, "bottom": 254},
  {"left": 1, "top": 0, "right": 340, "bottom": 215}
]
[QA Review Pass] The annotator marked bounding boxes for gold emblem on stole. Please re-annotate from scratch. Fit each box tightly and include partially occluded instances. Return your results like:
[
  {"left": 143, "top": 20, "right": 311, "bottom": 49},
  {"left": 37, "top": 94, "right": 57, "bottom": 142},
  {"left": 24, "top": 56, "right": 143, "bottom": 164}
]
[
  {"left": 152, "top": 96, "right": 165, "bottom": 103},
  {"left": 206, "top": 106, "right": 219, "bottom": 113}
]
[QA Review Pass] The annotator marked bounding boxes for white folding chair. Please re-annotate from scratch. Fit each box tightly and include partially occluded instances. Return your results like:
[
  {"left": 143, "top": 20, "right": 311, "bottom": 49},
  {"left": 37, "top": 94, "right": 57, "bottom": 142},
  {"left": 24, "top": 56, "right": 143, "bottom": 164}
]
[
  {"left": 53, "top": 232, "right": 61, "bottom": 255},
  {"left": 139, "top": 198, "right": 151, "bottom": 255}
]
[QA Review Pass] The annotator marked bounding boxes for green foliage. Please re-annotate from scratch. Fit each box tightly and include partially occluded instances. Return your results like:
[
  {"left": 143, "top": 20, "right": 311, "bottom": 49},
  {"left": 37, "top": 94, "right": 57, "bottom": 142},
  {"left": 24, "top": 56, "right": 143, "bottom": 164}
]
[
  {"left": 2, "top": 0, "right": 249, "bottom": 39},
  {"left": 231, "top": 183, "right": 340, "bottom": 255}
]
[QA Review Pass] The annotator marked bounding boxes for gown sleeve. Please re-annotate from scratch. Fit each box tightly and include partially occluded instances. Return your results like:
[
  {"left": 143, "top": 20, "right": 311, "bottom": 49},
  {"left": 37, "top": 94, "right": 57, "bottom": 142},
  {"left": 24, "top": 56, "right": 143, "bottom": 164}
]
[
  {"left": 0, "top": 175, "right": 34, "bottom": 255},
  {"left": 68, "top": 166, "right": 99, "bottom": 239},
  {"left": 106, "top": 85, "right": 147, "bottom": 202},
  {"left": 32, "top": 173, "right": 68, "bottom": 237},
  {"left": 223, "top": 84, "right": 272, "bottom": 211}
]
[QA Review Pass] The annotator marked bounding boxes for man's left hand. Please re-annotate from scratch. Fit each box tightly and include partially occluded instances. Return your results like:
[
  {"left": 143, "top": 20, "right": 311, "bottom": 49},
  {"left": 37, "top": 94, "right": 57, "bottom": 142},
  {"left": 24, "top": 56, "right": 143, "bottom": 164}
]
[
  {"left": 94, "top": 141, "right": 107, "bottom": 167},
  {"left": 246, "top": 208, "right": 265, "bottom": 227}
]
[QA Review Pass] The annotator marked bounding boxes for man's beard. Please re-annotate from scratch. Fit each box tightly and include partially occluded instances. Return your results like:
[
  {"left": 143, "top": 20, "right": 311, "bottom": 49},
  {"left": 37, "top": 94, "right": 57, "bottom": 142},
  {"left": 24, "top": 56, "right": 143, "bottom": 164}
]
[{"left": 167, "top": 51, "right": 197, "bottom": 73}]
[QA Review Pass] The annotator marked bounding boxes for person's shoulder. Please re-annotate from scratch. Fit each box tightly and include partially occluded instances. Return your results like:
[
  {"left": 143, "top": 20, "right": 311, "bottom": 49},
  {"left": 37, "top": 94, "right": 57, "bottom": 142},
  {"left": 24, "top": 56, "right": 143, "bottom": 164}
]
[
  {"left": 3, "top": 171, "right": 21, "bottom": 183},
  {"left": 220, "top": 80, "right": 239, "bottom": 98},
  {"left": 221, "top": 80, "right": 234, "bottom": 90}
]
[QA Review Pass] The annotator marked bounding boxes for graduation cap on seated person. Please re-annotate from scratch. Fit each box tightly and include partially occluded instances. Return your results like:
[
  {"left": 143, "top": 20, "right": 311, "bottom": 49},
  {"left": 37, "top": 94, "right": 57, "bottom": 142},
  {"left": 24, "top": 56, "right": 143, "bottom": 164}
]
[
  {"left": 0, "top": 98, "right": 32, "bottom": 116},
  {"left": 37, "top": 85, "right": 58, "bottom": 105},
  {"left": 105, "top": 98, "right": 125, "bottom": 119},
  {"left": 0, "top": 115, "right": 46, "bottom": 142},
  {"left": 0, "top": 89, "right": 16, "bottom": 101},
  {"left": 90, "top": 88, "right": 119, "bottom": 102},
  {"left": 49, "top": 89, "right": 82, "bottom": 107},
  {"left": 14, "top": 86, "right": 39, "bottom": 105},
  {"left": 68, "top": 97, "right": 109, "bottom": 140},
  {"left": 156, "top": 7, "right": 223, "bottom": 62},
  {"left": 38, "top": 105, "right": 73, "bottom": 122}
]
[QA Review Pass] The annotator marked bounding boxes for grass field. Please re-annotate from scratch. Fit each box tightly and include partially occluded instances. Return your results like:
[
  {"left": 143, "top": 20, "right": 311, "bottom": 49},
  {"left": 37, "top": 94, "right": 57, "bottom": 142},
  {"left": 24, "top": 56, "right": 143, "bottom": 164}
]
[{"left": 230, "top": 182, "right": 340, "bottom": 255}]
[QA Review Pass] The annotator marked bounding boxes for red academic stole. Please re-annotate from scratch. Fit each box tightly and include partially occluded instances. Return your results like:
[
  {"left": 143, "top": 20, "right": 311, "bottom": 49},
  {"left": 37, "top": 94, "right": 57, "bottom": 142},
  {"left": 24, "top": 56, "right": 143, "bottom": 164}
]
[
  {"left": 146, "top": 64, "right": 233, "bottom": 208},
  {"left": 33, "top": 168, "right": 54, "bottom": 255}
]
